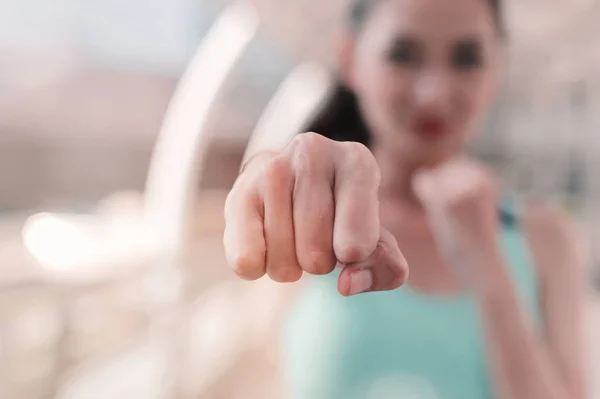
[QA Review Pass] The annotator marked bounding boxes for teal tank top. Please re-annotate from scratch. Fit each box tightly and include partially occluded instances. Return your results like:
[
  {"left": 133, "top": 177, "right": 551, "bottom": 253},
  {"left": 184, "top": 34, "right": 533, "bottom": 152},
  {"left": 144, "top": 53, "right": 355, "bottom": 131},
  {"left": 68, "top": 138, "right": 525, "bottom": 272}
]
[{"left": 282, "top": 197, "right": 542, "bottom": 399}]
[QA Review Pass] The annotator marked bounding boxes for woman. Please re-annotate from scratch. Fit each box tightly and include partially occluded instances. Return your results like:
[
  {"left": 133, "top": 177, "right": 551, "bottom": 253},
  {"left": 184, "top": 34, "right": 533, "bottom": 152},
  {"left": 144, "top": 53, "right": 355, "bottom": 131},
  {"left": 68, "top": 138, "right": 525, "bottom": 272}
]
[{"left": 223, "top": 0, "right": 588, "bottom": 397}]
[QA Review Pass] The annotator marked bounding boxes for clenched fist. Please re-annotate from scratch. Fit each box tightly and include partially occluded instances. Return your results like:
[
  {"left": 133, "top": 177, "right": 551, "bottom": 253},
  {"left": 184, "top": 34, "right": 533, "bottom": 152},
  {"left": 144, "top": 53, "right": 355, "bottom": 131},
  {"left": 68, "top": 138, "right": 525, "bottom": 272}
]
[
  {"left": 413, "top": 157, "right": 501, "bottom": 288},
  {"left": 223, "top": 133, "right": 409, "bottom": 296}
]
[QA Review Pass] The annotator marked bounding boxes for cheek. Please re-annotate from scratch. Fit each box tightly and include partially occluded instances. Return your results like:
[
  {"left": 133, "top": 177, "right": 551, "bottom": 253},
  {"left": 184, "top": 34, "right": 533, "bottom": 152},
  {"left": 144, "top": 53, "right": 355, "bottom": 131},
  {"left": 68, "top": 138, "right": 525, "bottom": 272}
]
[
  {"left": 353, "top": 63, "right": 411, "bottom": 121},
  {"left": 456, "top": 73, "right": 495, "bottom": 123},
  {"left": 383, "top": 71, "right": 413, "bottom": 109}
]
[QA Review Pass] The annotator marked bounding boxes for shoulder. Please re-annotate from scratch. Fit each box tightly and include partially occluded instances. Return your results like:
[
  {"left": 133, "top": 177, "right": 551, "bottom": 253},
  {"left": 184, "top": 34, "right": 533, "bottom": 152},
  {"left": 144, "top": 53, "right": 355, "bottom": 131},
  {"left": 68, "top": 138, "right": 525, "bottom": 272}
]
[{"left": 522, "top": 201, "right": 588, "bottom": 281}]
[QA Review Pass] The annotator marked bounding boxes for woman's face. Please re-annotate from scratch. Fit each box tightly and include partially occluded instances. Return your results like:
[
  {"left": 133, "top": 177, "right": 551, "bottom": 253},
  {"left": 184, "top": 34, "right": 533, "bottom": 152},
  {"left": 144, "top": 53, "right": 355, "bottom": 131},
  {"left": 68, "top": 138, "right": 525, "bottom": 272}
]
[{"left": 345, "top": 0, "right": 502, "bottom": 166}]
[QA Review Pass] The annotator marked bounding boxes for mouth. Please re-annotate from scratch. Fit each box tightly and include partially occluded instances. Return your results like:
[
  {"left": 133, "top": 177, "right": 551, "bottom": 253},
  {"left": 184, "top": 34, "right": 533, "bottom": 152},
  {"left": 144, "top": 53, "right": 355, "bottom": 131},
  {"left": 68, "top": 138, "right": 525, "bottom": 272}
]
[{"left": 412, "top": 115, "right": 448, "bottom": 140}]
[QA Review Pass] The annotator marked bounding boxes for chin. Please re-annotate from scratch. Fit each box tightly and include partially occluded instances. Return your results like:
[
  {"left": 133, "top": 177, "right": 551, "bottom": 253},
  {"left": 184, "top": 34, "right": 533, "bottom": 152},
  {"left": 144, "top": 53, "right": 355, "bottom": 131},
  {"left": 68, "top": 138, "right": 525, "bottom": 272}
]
[{"left": 397, "top": 139, "right": 457, "bottom": 168}]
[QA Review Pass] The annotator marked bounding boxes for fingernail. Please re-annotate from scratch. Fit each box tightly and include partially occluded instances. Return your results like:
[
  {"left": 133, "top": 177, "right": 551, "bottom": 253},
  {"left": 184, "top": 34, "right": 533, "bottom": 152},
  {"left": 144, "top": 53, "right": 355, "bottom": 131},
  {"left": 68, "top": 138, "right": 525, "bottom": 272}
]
[{"left": 349, "top": 269, "right": 373, "bottom": 296}]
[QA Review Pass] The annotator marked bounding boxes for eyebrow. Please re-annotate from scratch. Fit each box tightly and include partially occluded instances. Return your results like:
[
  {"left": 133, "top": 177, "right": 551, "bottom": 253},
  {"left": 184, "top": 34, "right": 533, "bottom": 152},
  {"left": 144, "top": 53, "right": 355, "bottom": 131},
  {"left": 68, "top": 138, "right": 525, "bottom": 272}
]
[
  {"left": 452, "top": 35, "right": 483, "bottom": 47},
  {"left": 391, "top": 34, "right": 484, "bottom": 47},
  {"left": 390, "top": 35, "right": 420, "bottom": 48}
]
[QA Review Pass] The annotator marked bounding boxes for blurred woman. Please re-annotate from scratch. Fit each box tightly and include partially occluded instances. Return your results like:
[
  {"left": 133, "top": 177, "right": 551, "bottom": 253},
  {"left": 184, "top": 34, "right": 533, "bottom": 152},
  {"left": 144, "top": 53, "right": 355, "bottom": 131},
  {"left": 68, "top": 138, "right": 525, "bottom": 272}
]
[{"left": 223, "top": 0, "right": 588, "bottom": 397}]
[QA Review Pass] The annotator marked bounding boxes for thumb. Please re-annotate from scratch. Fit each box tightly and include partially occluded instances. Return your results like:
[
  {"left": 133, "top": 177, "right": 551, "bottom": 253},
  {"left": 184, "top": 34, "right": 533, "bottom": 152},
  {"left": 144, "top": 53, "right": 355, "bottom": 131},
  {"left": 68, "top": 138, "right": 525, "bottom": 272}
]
[{"left": 337, "top": 226, "right": 409, "bottom": 296}]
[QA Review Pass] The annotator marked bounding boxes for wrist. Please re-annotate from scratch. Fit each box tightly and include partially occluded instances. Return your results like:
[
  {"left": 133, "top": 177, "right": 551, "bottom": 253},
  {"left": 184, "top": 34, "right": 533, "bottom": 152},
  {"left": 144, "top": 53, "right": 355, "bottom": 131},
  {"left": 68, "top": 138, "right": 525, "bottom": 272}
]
[
  {"left": 469, "top": 244, "right": 513, "bottom": 296},
  {"left": 460, "top": 221, "right": 498, "bottom": 249}
]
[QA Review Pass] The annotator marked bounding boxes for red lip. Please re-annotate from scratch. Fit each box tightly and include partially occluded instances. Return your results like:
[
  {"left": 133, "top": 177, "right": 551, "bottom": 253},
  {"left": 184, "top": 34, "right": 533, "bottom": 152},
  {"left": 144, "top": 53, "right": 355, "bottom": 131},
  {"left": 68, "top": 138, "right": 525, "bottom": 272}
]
[{"left": 413, "top": 115, "right": 447, "bottom": 139}]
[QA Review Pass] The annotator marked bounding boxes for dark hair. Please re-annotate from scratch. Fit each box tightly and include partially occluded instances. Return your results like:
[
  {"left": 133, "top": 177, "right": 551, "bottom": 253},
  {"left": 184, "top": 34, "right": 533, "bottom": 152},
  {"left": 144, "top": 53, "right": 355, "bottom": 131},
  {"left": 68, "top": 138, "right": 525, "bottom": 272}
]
[{"left": 304, "top": 0, "right": 504, "bottom": 146}]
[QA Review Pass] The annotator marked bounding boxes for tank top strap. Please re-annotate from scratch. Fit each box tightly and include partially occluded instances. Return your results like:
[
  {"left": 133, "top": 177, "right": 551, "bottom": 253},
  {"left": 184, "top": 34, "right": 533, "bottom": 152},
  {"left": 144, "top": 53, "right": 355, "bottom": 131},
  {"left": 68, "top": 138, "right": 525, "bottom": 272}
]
[
  {"left": 499, "top": 191, "right": 522, "bottom": 229},
  {"left": 497, "top": 192, "right": 543, "bottom": 328}
]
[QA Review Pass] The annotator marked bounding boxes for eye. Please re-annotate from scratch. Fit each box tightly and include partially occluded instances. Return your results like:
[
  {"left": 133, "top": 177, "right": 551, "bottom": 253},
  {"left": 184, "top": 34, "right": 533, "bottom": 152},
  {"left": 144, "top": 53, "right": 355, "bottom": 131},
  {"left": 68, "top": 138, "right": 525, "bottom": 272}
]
[
  {"left": 452, "top": 39, "right": 484, "bottom": 69},
  {"left": 387, "top": 38, "right": 420, "bottom": 66}
]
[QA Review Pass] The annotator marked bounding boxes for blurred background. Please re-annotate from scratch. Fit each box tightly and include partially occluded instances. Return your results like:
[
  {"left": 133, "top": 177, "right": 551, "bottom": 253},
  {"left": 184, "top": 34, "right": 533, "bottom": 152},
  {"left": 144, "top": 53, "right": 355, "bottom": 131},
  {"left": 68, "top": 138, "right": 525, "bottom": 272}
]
[{"left": 1, "top": 0, "right": 600, "bottom": 398}]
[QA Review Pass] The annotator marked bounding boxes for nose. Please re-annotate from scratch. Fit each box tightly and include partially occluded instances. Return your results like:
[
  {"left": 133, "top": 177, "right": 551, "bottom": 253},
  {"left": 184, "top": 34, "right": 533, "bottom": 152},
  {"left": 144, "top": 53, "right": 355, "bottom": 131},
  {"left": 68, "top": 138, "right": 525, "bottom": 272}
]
[{"left": 413, "top": 71, "right": 453, "bottom": 114}]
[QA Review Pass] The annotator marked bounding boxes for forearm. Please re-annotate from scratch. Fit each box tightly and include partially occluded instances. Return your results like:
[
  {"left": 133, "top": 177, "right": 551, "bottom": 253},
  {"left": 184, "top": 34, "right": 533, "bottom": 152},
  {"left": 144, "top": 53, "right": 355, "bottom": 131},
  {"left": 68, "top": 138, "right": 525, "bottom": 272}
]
[{"left": 474, "top": 249, "right": 571, "bottom": 399}]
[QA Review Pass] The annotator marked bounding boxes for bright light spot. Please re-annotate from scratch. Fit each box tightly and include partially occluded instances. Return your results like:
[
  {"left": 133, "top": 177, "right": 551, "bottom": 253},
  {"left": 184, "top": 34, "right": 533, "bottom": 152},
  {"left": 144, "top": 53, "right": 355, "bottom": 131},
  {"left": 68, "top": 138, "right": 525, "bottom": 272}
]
[
  {"left": 22, "top": 212, "right": 162, "bottom": 280},
  {"left": 8, "top": 304, "right": 62, "bottom": 352},
  {"left": 22, "top": 213, "right": 96, "bottom": 271}
]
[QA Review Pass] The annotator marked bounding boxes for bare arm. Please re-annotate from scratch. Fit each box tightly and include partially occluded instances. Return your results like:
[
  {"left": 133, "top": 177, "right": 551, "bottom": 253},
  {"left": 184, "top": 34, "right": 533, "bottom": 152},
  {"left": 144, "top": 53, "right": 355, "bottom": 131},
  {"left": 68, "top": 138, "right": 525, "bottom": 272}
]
[
  {"left": 414, "top": 159, "right": 588, "bottom": 399},
  {"left": 475, "top": 204, "right": 587, "bottom": 399}
]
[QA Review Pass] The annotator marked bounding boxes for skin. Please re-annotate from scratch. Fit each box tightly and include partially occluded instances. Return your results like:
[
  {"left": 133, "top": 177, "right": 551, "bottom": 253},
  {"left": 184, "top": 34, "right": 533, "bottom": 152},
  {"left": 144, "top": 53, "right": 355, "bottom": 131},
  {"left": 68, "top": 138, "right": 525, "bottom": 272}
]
[{"left": 223, "top": 0, "right": 587, "bottom": 397}]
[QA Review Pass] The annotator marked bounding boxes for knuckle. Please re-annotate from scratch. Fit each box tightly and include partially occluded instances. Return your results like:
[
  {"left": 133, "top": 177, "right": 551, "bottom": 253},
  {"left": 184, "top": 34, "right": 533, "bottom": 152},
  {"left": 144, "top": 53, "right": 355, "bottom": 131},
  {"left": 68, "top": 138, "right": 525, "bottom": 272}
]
[
  {"left": 267, "top": 266, "right": 302, "bottom": 283},
  {"left": 292, "top": 134, "right": 327, "bottom": 166},
  {"left": 341, "top": 142, "right": 380, "bottom": 183},
  {"left": 391, "top": 263, "right": 409, "bottom": 288},
  {"left": 342, "top": 141, "right": 371, "bottom": 164},
  {"left": 262, "top": 156, "right": 293, "bottom": 190},
  {"left": 300, "top": 250, "right": 336, "bottom": 275},
  {"left": 293, "top": 150, "right": 322, "bottom": 179},
  {"left": 229, "top": 253, "right": 265, "bottom": 281},
  {"left": 335, "top": 243, "right": 371, "bottom": 264},
  {"left": 294, "top": 132, "right": 327, "bottom": 152},
  {"left": 290, "top": 133, "right": 333, "bottom": 181}
]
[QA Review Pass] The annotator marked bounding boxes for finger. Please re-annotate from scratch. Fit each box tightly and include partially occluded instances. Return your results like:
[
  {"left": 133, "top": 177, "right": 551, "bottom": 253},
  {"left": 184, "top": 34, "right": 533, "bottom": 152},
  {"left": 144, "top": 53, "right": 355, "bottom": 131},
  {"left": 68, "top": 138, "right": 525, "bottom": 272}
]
[
  {"left": 413, "top": 168, "right": 442, "bottom": 208},
  {"left": 332, "top": 142, "right": 381, "bottom": 264},
  {"left": 337, "top": 227, "right": 409, "bottom": 296},
  {"left": 290, "top": 149, "right": 336, "bottom": 275},
  {"left": 223, "top": 185, "right": 266, "bottom": 281},
  {"left": 414, "top": 158, "right": 483, "bottom": 209},
  {"left": 261, "top": 156, "right": 303, "bottom": 283}
]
